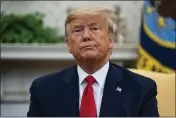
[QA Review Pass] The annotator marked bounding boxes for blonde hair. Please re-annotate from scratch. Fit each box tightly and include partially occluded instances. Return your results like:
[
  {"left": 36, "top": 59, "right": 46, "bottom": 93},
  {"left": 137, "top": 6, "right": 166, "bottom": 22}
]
[{"left": 65, "top": 5, "right": 118, "bottom": 41}]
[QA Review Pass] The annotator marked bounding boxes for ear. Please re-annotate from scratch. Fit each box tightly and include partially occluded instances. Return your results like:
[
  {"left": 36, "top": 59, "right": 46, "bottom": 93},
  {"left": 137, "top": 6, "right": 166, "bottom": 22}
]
[
  {"left": 66, "top": 38, "right": 72, "bottom": 53},
  {"left": 108, "top": 36, "right": 114, "bottom": 50},
  {"left": 108, "top": 35, "right": 114, "bottom": 55}
]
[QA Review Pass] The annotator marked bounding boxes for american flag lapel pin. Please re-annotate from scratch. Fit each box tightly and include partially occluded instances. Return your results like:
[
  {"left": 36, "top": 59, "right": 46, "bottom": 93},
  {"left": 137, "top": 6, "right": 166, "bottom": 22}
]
[{"left": 116, "top": 86, "right": 122, "bottom": 92}]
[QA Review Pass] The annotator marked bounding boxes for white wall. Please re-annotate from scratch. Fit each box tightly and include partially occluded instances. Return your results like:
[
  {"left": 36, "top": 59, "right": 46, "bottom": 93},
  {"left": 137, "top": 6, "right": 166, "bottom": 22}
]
[
  {"left": 1, "top": 1, "right": 144, "bottom": 43},
  {"left": 1, "top": 103, "right": 29, "bottom": 117}
]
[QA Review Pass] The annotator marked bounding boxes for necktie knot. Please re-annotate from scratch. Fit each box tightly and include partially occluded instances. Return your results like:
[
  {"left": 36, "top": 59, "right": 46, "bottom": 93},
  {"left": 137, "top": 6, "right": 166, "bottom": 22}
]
[{"left": 85, "top": 75, "right": 96, "bottom": 86}]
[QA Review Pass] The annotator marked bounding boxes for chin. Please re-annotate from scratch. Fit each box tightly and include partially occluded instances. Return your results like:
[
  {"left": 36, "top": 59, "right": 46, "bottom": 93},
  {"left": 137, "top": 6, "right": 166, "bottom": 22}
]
[
  {"left": 83, "top": 56, "right": 97, "bottom": 60},
  {"left": 81, "top": 53, "right": 98, "bottom": 60}
]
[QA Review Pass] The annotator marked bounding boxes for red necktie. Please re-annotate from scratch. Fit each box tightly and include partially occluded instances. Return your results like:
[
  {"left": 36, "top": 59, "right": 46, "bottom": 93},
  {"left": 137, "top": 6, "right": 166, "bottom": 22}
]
[{"left": 80, "top": 75, "right": 97, "bottom": 117}]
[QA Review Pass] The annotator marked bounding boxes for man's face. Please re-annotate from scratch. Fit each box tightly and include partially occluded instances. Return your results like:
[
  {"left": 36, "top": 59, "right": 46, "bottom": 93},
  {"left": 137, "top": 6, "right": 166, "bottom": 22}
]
[{"left": 66, "top": 14, "right": 113, "bottom": 61}]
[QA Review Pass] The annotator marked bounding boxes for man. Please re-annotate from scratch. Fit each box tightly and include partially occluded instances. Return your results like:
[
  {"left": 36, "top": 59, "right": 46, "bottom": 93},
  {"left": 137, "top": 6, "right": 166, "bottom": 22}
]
[{"left": 27, "top": 5, "right": 159, "bottom": 117}]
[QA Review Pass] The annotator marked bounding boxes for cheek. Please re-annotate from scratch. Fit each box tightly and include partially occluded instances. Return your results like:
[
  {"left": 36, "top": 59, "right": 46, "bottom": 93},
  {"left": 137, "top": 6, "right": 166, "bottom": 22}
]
[
  {"left": 95, "top": 33, "right": 109, "bottom": 46},
  {"left": 70, "top": 37, "right": 82, "bottom": 50},
  {"left": 70, "top": 36, "right": 78, "bottom": 44}
]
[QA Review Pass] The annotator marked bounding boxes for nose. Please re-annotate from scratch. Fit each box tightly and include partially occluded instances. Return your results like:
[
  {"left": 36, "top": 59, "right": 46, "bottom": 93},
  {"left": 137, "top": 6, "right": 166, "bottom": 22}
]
[{"left": 82, "top": 28, "right": 91, "bottom": 41}]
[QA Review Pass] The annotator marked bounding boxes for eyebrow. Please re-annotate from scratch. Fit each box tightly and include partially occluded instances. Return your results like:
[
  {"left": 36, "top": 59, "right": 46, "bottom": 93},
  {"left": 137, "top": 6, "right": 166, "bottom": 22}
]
[
  {"left": 72, "top": 22, "right": 100, "bottom": 30},
  {"left": 88, "top": 23, "right": 99, "bottom": 27},
  {"left": 72, "top": 25, "right": 84, "bottom": 29}
]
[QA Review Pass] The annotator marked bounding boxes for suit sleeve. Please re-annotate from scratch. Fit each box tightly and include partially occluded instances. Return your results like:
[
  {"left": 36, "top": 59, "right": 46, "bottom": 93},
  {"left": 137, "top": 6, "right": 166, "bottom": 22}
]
[
  {"left": 27, "top": 80, "right": 41, "bottom": 117},
  {"left": 140, "top": 80, "right": 159, "bottom": 116}
]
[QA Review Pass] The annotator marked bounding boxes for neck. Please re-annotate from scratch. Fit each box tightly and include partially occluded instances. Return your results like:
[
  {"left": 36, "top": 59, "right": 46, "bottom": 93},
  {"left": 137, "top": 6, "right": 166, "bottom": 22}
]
[{"left": 77, "top": 55, "right": 110, "bottom": 74}]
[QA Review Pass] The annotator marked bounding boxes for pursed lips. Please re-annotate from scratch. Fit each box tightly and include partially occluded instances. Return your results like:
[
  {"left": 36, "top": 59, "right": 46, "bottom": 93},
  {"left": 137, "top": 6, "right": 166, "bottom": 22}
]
[{"left": 81, "top": 45, "right": 97, "bottom": 50}]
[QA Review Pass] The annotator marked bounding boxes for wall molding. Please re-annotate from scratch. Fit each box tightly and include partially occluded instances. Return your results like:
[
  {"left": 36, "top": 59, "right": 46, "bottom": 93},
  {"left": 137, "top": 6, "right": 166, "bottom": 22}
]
[{"left": 1, "top": 43, "right": 138, "bottom": 60}]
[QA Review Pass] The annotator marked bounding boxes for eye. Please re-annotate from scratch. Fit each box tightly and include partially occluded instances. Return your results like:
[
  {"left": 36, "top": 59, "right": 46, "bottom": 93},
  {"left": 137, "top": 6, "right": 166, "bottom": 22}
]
[
  {"left": 93, "top": 27, "right": 99, "bottom": 30},
  {"left": 90, "top": 26, "right": 101, "bottom": 34},
  {"left": 74, "top": 29, "right": 81, "bottom": 33},
  {"left": 72, "top": 28, "right": 83, "bottom": 35}
]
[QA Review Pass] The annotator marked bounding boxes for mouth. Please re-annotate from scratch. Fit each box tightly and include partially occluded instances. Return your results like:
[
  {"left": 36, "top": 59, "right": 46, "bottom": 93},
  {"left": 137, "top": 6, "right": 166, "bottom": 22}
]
[{"left": 81, "top": 45, "right": 96, "bottom": 50}]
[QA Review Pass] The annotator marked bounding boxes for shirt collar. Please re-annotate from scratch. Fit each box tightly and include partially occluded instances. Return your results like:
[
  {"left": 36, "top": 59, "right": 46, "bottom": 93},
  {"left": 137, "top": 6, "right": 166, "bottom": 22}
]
[{"left": 77, "top": 61, "right": 109, "bottom": 88}]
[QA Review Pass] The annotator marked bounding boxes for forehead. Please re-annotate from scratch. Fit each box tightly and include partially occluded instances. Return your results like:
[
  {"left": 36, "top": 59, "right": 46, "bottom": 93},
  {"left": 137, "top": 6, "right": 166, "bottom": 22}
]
[{"left": 69, "top": 14, "right": 107, "bottom": 28}]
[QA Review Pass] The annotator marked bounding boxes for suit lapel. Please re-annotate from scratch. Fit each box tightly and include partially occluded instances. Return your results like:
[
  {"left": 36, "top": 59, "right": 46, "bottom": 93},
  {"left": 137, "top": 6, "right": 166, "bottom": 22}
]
[
  {"left": 61, "top": 66, "right": 80, "bottom": 117},
  {"left": 99, "top": 62, "right": 131, "bottom": 117}
]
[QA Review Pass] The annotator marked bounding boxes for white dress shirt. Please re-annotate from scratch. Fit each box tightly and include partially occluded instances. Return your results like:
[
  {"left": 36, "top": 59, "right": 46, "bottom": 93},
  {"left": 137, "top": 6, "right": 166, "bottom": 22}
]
[{"left": 77, "top": 61, "right": 109, "bottom": 116}]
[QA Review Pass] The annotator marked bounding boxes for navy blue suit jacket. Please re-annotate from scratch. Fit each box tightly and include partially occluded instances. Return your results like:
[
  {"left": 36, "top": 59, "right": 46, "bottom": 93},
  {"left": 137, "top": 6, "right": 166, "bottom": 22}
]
[{"left": 27, "top": 62, "right": 159, "bottom": 117}]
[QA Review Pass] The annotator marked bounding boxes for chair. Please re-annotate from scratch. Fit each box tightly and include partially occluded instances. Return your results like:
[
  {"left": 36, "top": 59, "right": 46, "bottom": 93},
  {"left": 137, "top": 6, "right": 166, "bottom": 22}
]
[{"left": 128, "top": 69, "right": 175, "bottom": 116}]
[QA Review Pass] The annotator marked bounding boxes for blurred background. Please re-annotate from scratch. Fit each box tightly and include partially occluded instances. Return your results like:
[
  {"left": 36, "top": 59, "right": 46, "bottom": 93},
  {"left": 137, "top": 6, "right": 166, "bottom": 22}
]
[{"left": 1, "top": 1, "right": 175, "bottom": 116}]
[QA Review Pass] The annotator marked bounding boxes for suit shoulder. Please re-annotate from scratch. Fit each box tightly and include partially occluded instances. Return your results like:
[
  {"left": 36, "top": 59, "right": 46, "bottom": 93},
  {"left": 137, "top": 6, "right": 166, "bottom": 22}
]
[
  {"left": 32, "top": 65, "right": 76, "bottom": 87},
  {"left": 111, "top": 63, "right": 156, "bottom": 90}
]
